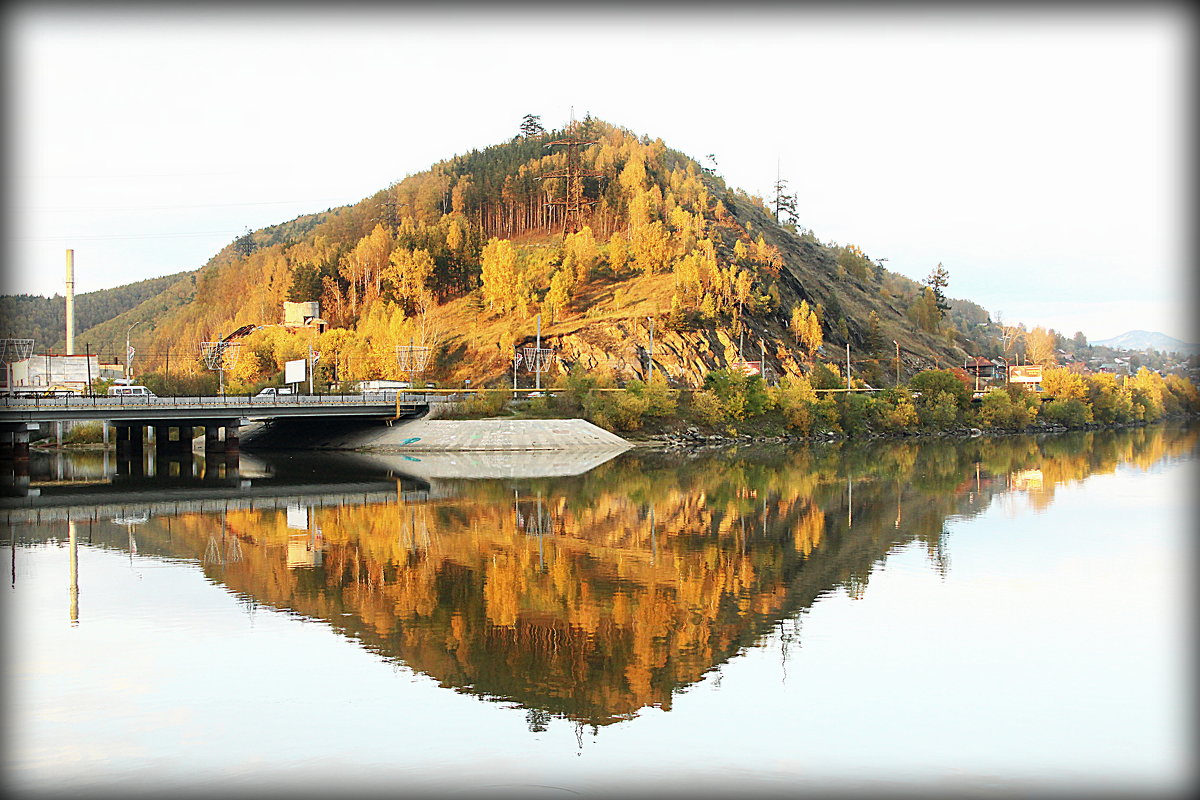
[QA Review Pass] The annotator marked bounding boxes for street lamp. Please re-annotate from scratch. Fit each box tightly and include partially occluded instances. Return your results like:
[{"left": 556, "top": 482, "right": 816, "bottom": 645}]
[{"left": 125, "top": 321, "right": 143, "bottom": 381}]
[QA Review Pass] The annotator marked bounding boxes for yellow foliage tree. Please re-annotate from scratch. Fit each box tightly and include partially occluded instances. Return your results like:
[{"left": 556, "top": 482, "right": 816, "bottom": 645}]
[
  {"left": 480, "top": 238, "right": 520, "bottom": 314},
  {"left": 789, "top": 300, "right": 823, "bottom": 361}
]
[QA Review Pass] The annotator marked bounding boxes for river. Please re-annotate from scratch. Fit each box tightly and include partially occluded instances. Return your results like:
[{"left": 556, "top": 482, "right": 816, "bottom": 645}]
[{"left": 3, "top": 425, "right": 1195, "bottom": 798}]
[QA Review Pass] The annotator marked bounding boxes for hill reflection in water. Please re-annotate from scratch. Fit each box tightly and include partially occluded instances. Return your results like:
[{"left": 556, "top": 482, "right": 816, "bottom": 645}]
[{"left": 15, "top": 425, "right": 1196, "bottom": 729}]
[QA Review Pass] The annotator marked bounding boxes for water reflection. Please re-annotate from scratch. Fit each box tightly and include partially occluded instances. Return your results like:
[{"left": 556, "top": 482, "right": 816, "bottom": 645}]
[{"left": 5, "top": 425, "right": 1196, "bottom": 729}]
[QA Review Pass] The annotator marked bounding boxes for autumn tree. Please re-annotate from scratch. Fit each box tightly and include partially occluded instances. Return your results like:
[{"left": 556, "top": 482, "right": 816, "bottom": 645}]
[
  {"left": 384, "top": 246, "right": 436, "bottom": 312},
  {"left": 339, "top": 224, "right": 394, "bottom": 314},
  {"left": 1024, "top": 326, "right": 1058, "bottom": 366},
  {"left": 480, "top": 238, "right": 520, "bottom": 314},
  {"left": 789, "top": 300, "right": 823, "bottom": 361}
]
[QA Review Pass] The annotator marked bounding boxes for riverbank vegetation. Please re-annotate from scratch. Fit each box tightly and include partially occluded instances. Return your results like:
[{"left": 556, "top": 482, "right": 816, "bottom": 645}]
[{"left": 448, "top": 365, "right": 1200, "bottom": 440}]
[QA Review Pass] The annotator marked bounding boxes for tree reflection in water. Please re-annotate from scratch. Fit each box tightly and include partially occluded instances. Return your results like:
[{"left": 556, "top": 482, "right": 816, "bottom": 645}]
[{"left": 16, "top": 425, "right": 1196, "bottom": 728}]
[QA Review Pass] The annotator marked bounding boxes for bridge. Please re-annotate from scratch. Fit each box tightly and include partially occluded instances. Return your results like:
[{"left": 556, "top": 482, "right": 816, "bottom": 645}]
[{"left": 0, "top": 393, "right": 431, "bottom": 460}]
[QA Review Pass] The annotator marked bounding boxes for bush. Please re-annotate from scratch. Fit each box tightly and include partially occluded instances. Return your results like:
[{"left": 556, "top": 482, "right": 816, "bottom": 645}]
[
  {"left": 1041, "top": 398, "right": 1093, "bottom": 426},
  {"left": 837, "top": 392, "right": 876, "bottom": 436},
  {"left": 808, "top": 362, "right": 843, "bottom": 390},
  {"left": 773, "top": 375, "right": 817, "bottom": 433},
  {"left": 873, "top": 388, "right": 919, "bottom": 433},
  {"left": 689, "top": 389, "right": 726, "bottom": 426},
  {"left": 702, "top": 369, "right": 769, "bottom": 420},
  {"left": 979, "top": 388, "right": 1033, "bottom": 429},
  {"left": 445, "top": 388, "right": 509, "bottom": 418},
  {"left": 811, "top": 397, "right": 841, "bottom": 434},
  {"left": 1085, "top": 374, "right": 1135, "bottom": 423},
  {"left": 909, "top": 369, "right": 972, "bottom": 410},
  {"left": 625, "top": 373, "right": 677, "bottom": 418},
  {"left": 63, "top": 422, "right": 104, "bottom": 444}
]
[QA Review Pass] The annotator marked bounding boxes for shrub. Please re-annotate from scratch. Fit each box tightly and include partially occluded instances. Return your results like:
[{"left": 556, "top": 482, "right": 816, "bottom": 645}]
[
  {"left": 702, "top": 369, "right": 769, "bottom": 420},
  {"left": 63, "top": 422, "right": 104, "bottom": 444},
  {"left": 811, "top": 397, "right": 841, "bottom": 434},
  {"left": 909, "top": 369, "right": 972, "bottom": 411},
  {"left": 773, "top": 375, "right": 817, "bottom": 433},
  {"left": 453, "top": 388, "right": 508, "bottom": 417},
  {"left": 689, "top": 389, "right": 726, "bottom": 426},
  {"left": 1041, "top": 398, "right": 1093, "bottom": 426},
  {"left": 626, "top": 373, "right": 677, "bottom": 418},
  {"left": 808, "top": 362, "right": 843, "bottom": 390},
  {"left": 837, "top": 392, "right": 877, "bottom": 436},
  {"left": 873, "top": 388, "right": 919, "bottom": 433},
  {"left": 978, "top": 388, "right": 1034, "bottom": 429},
  {"left": 1085, "top": 374, "right": 1135, "bottom": 423}
]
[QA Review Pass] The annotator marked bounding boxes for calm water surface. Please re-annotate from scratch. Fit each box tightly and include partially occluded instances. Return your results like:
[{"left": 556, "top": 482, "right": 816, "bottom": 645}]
[{"left": 3, "top": 426, "right": 1195, "bottom": 798}]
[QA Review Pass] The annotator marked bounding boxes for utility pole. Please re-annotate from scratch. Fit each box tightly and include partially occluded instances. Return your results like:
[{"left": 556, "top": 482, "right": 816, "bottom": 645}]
[
  {"left": 647, "top": 316, "right": 654, "bottom": 381},
  {"left": 307, "top": 342, "right": 314, "bottom": 395},
  {"left": 760, "top": 339, "right": 766, "bottom": 384},
  {"left": 846, "top": 343, "right": 851, "bottom": 390},
  {"left": 126, "top": 321, "right": 143, "bottom": 381},
  {"left": 893, "top": 340, "right": 901, "bottom": 385},
  {"left": 535, "top": 313, "right": 542, "bottom": 391}
]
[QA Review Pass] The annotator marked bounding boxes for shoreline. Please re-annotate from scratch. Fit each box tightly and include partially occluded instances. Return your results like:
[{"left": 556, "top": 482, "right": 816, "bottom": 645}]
[{"left": 25, "top": 414, "right": 1195, "bottom": 454}]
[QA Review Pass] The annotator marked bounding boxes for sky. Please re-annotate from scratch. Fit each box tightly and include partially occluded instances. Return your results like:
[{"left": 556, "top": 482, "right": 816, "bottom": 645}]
[{"left": 4, "top": 3, "right": 1194, "bottom": 344}]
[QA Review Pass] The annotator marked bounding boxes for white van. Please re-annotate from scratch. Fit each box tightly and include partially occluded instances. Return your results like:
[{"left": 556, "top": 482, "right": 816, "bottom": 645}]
[
  {"left": 255, "top": 387, "right": 295, "bottom": 398},
  {"left": 108, "top": 385, "right": 156, "bottom": 398}
]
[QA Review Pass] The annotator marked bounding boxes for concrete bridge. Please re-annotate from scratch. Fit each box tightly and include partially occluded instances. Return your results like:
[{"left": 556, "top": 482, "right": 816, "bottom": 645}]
[{"left": 0, "top": 393, "right": 431, "bottom": 459}]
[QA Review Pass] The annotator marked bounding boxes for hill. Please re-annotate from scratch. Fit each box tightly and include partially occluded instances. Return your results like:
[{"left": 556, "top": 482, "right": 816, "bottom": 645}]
[
  {"left": 1091, "top": 330, "right": 1200, "bottom": 356},
  {"left": 0, "top": 271, "right": 190, "bottom": 354},
  {"left": 30, "top": 118, "right": 1005, "bottom": 390}
]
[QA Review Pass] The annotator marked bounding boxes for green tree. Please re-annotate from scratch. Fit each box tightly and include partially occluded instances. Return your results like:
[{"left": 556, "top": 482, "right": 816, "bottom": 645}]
[
  {"left": 924, "top": 263, "right": 950, "bottom": 318},
  {"left": 519, "top": 114, "right": 545, "bottom": 138}
]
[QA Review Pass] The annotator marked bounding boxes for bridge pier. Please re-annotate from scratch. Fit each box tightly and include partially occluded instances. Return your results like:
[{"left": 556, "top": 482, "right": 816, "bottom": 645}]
[
  {"left": 115, "top": 424, "right": 145, "bottom": 460},
  {"left": 154, "top": 424, "right": 195, "bottom": 455},
  {"left": 203, "top": 421, "right": 240, "bottom": 455},
  {"left": 0, "top": 422, "right": 38, "bottom": 460}
]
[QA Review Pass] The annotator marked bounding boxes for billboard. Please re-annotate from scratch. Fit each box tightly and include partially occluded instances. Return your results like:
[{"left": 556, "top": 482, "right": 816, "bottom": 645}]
[
  {"left": 1008, "top": 364, "right": 1043, "bottom": 384},
  {"left": 732, "top": 361, "right": 761, "bottom": 376},
  {"left": 284, "top": 358, "right": 306, "bottom": 385}
]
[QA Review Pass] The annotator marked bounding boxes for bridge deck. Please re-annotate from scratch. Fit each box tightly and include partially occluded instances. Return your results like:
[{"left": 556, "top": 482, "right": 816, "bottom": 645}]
[{"left": 0, "top": 393, "right": 430, "bottom": 423}]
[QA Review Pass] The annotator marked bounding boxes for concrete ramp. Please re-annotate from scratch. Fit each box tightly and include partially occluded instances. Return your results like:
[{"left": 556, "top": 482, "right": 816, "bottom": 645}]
[
  {"left": 241, "top": 417, "right": 631, "bottom": 453},
  {"left": 359, "top": 418, "right": 631, "bottom": 452}
]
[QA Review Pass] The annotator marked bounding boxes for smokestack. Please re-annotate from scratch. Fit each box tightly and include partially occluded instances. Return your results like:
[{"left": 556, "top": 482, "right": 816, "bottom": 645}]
[{"left": 65, "top": 249, "right": 75, "bottom": 355}]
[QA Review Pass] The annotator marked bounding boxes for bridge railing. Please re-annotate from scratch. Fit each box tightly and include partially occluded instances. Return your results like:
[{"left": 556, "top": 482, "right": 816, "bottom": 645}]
[{"left": 0, "top": 392, "right": 432, "bottom": 412}]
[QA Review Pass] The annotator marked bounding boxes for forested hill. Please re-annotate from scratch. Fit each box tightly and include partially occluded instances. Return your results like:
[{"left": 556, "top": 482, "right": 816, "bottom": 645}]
[
  {"left": 38, "top": 118, "right": 1003, "bottom": 389},
  {"left": 0, "top": 271, "right": 191, "bottom": 352}
]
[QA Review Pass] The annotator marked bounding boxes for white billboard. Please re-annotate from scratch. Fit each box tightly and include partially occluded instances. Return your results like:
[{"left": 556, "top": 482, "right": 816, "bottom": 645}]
[{"left": 284, "top": 358, "right": 306, "bottom": 385}]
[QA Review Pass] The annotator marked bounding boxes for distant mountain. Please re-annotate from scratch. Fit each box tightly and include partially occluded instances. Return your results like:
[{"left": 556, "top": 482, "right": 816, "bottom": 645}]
[{"left": 1091, "top": 330, "right": 1200, "bottom": 355}]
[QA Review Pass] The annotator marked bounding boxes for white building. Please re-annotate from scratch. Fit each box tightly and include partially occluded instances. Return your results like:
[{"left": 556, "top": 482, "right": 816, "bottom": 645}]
[{"left": 10, "top": 354, "right": 101, "bottom": 391}]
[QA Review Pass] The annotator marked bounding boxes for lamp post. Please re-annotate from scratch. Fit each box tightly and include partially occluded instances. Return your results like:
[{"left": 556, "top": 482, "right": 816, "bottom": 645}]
[{"left": 125, "top": 321, "right": 143, "bottom": 381}]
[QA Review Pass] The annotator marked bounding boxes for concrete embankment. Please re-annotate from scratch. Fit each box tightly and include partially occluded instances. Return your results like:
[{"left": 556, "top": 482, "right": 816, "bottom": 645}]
[{"left": 240, "top": 417, "right": 631, "bottom": 453}]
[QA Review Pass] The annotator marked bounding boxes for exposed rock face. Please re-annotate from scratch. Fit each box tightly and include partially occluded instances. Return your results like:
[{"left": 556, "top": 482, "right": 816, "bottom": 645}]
[{"left": 521, "top": 319, "right": 810, "bottom": 387}]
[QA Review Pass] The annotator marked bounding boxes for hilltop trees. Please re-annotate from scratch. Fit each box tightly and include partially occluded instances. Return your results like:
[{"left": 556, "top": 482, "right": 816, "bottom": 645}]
[{"left": 519, "top": 114, "right": 545, "bottom": 138}]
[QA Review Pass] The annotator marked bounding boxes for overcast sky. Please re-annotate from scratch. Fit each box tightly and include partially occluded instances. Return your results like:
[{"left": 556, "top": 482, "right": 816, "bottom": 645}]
[{"left": 4, "top": 4, "right": 1193, "bottom": 343}]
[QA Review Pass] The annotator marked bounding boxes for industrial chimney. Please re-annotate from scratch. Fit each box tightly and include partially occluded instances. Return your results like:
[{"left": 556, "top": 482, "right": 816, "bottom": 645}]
[{"left": 65, "top": 249, "right": 75, "bottom": 355}]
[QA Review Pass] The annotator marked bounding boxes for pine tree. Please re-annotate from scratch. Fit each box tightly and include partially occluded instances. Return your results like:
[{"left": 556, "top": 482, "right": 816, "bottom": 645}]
[
  {"left": 925, "top": 263, "right": 951, "bottom": 318},
  {"left": 519, "top": 114, "right": 545, "bottom": 138}
]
